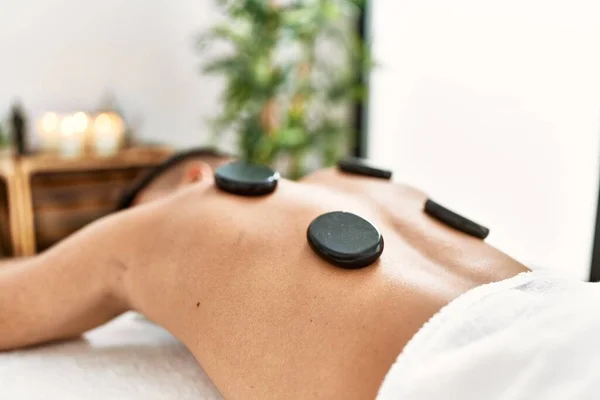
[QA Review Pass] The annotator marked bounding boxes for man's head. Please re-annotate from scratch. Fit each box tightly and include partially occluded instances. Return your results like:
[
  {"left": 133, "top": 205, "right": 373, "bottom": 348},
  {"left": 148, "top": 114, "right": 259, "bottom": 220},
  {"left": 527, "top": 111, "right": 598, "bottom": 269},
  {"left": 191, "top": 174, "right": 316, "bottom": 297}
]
[{"left": 117, "top": 147, "right": 233, "bottom": 209}]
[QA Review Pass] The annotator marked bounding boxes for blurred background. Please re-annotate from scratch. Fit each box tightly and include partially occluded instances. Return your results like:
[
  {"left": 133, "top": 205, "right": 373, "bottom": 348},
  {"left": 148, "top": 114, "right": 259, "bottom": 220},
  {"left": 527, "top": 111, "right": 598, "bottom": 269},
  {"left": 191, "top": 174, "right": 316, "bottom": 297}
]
[
  {"left": 368, "top": 1, "right": 600, "bottom": 281},
  {"left": 0, "top": 0, "right": 599, "bottom": 281},
  {"left": 0, "top": 0, "right": 222, "bottom": 149}
]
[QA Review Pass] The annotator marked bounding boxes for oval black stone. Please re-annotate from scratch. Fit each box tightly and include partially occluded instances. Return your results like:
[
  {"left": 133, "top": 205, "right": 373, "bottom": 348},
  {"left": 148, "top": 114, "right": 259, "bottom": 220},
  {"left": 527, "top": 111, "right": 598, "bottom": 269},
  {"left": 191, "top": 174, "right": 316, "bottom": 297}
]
[
  {"left": 424, "top": 199, "right": 490, "bottom": 239},
  {"left": 337, "top": 157, "right": 392, "bottom": 180},
  {"left": 214, "top": 161, "right": 280, "bottom": 196},
  {"left": 307, "top": 211, "right": 384, "bottom": 269}
]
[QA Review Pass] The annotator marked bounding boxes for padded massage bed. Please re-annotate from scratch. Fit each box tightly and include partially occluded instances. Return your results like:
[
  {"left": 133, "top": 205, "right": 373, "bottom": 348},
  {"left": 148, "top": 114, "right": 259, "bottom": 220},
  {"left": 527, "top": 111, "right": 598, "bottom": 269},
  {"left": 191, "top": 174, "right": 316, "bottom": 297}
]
[{"left": 0, "top": 312, "right": 223, "bottom": 399}]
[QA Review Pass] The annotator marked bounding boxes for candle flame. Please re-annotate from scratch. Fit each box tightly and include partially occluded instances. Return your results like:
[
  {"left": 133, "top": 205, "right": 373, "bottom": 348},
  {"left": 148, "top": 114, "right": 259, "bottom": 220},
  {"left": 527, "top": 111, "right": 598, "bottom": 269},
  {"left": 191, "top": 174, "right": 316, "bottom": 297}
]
[
  {"left": 94, "top": 112, "right": 125, "bottom": 137},
  {"left": 60, "top": 116, "right": 75, "bottom": 137},
  {"left": 40, "top": 112, "right": 59, "bottom": 134},
  {"left": 72, "top": 112, "right": 89, "bottom": 133}
]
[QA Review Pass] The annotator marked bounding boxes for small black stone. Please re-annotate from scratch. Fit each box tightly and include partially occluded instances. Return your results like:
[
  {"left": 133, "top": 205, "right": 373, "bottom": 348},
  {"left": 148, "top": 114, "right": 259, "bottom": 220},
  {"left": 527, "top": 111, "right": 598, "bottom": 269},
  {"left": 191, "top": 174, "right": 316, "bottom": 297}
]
[
  {"left": 424, "top": 199, "right": 490, "bottom": 239},
  {"left": 337, "top": 157, "right": 392, "bottom": 180},
  {"left": 214, "top": 161, "right": 280, "bottom": 196},
  {"left": 307, "top": 211, "right": 384, "bottom": 269}
]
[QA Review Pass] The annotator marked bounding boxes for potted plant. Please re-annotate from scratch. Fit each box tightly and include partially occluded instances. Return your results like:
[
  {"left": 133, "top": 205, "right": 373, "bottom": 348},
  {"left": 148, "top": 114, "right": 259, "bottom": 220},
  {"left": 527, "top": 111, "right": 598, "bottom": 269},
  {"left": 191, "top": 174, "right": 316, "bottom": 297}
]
[{"left": 199, "top": 0, "right": 370, "bottom": 179}]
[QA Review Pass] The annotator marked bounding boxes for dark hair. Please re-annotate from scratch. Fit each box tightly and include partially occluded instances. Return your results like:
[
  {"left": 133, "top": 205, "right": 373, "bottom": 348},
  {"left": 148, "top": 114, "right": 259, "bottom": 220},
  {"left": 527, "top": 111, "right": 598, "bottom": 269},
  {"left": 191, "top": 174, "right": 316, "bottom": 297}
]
[{"left": 116, "top": 147, "right": 232, "bottom": 211}]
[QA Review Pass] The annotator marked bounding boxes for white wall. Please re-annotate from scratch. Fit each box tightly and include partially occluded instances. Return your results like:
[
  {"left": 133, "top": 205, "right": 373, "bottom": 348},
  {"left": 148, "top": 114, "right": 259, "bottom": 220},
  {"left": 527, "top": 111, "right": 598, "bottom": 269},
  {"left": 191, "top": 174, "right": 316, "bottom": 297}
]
[
  {"left": 0, "top": 0, "right": 222, "bottom": 148},
  {"left": 368, "top": 0, "right": 600, "bottom": 280}
]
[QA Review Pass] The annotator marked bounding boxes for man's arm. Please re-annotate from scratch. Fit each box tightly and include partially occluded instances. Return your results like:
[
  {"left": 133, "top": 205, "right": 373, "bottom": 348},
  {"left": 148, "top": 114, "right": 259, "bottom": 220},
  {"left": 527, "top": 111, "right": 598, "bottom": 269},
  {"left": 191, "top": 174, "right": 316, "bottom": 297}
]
[{"left": 0, "top": 211, "right": 134, "bottom": 350}]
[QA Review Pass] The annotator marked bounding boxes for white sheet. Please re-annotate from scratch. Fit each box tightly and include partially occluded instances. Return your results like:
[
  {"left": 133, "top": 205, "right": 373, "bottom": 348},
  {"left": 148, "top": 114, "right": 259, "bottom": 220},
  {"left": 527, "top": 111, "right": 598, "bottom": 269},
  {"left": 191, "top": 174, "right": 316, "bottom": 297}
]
[
  {"left": 377, "top": 270, "right": 600, "bottom": 399},
  {"left": 0, "top": 313, "right": 222, "bottom": 399}
]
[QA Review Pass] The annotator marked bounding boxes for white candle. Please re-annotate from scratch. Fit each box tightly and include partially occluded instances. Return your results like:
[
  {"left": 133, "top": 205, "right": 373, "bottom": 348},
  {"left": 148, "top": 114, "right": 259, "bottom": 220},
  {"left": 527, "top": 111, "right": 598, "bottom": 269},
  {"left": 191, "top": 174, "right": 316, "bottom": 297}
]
[
  {"left": 59, "top": 115, "right": 84, "bottom": 158},
  {"left": 38, "top": 112, "right": 60, "bottom": 152},
  {"left": 93, "top": 112, "right": 124, "bottom": 156},
  {"left": 72, "top": 111, "right": 91, "bottom": 154}
]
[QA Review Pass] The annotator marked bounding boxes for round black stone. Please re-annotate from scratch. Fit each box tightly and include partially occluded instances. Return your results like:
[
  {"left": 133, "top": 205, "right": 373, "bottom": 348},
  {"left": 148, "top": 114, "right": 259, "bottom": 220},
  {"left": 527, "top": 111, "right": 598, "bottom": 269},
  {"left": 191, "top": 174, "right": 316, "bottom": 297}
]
[
  {"left": 214, "top": 161, "right": 280, "bottom": 196},
  {"left": 307, "top": 211, "right": 384, "bottom": 269}
]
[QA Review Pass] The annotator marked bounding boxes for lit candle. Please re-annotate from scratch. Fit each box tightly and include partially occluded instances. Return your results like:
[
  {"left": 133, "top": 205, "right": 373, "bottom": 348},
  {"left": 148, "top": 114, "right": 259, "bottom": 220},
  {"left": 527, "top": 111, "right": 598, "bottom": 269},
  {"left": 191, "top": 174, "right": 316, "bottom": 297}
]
[
  {"left": 71, "top": 111, "right": 91, "bottom": 154},
  {"left": 71, "top": 112, "right": 89, "bottom": 135},
  {"left": 38, "top": 112, "right": 60, "bottom": 152},
  {"left": 59, "top": 115, "right": 84, "bottom": 158},
  {"left": 93, "top": 112, "right": 125, "bottom": 156}
]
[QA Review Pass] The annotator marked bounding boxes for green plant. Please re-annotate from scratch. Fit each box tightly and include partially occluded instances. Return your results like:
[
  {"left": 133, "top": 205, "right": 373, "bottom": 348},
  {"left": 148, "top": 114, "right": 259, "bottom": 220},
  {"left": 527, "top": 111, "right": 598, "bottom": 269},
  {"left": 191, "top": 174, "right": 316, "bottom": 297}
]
[
  {"left": 199, "top": 0, "right": 370, "bottom": 179},
  {"left": 0, "top": 118, "right": 9, "bottom": 148}
]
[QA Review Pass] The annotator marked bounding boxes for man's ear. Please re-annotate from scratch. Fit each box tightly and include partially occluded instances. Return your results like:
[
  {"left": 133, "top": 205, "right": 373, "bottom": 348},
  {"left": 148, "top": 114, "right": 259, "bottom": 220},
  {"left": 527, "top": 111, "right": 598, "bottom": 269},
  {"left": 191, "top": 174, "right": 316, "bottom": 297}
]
[{"left": 180, "top": 161, "right": 213, "bottom": 185}]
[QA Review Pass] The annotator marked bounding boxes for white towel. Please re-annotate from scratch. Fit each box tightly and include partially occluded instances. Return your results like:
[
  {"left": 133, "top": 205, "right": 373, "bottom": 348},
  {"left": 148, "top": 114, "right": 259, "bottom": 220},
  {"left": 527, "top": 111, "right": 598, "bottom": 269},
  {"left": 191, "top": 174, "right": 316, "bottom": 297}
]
[
  {"left": 377, "top": 270, "right": 600, "bottom": 400},
  {"left": 0, "top": 313, "right": 223, "bottom": 399}
]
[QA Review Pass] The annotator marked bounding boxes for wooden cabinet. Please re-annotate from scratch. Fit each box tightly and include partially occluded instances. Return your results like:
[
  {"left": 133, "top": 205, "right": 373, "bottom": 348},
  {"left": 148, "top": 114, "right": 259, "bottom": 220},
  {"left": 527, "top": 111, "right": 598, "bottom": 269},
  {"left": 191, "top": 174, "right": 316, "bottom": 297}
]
[
  {"left": 0, "top": 146, "right": 172, "bottom": 257},
  {"left": 0, "top": 178, "right": 11, "bottom": 257},
  {"left": 0, "top": 159, "right": 21, "bottom": 257}
]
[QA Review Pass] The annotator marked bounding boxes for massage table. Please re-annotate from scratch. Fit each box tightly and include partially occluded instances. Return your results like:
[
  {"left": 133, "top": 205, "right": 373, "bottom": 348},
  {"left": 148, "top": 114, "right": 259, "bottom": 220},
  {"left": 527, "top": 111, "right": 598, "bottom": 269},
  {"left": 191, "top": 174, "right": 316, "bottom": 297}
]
[{"left": 0, "top": 313, "right": 222, "bottom": 399}]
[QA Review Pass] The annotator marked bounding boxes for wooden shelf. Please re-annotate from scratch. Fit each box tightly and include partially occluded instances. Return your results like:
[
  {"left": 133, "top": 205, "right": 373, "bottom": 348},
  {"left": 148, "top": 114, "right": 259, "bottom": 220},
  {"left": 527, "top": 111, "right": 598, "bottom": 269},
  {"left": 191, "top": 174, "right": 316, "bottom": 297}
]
[{"left": 20, "top": 146, "right": 173, "bottom": 174}]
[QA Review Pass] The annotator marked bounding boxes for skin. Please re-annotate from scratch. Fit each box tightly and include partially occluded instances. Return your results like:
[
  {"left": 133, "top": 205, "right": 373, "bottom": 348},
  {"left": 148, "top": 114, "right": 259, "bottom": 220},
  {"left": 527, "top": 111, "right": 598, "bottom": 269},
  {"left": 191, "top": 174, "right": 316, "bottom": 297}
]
[{"left": 0, "top": 162, "right": 528, "bottom": 399}]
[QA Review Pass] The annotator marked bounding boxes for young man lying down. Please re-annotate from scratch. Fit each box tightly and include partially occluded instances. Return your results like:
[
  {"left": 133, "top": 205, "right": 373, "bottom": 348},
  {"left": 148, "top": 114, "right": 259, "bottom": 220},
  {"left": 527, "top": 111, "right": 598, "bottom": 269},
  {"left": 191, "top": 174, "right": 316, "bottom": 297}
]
[{"left": 1, "top": 149, "right": 598, "bottom": 399}]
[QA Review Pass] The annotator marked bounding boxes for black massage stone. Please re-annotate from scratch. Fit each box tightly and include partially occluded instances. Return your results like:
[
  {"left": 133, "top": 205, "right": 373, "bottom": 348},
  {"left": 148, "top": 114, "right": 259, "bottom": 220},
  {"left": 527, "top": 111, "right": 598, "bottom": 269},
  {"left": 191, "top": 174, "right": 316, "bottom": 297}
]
[
  {"left": 424, "top": 199, "right": 490, "bottom": 240},
  {"left": 337, "top": 157, "right": 392, "bottom": 180},
  {"left": 214, "top": 161, "right": 280, "bottom": 196},
  {"left": 307, "top": 211, "right": 384, "bottom": 269}
]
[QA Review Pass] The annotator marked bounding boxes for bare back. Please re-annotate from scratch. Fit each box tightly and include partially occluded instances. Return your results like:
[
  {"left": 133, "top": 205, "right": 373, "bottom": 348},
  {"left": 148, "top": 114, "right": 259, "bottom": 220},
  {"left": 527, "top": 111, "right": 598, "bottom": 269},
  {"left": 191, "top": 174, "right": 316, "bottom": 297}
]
[{"left": 119, "top": 173, "right": 527, "bottom": 400}]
